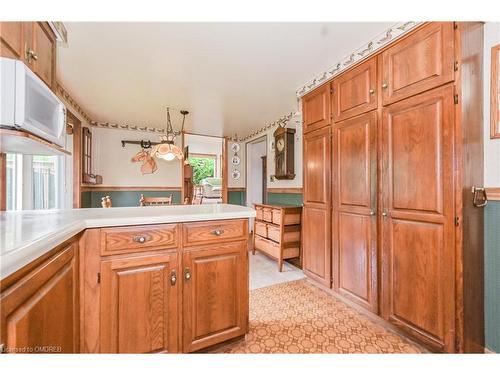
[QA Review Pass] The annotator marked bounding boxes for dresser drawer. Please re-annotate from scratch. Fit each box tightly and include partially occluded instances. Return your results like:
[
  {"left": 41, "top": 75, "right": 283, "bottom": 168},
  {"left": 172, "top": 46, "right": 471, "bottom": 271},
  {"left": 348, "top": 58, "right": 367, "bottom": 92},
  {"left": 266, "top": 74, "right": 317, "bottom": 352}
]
[
  {"left": 271, "top": 209, "right": 282, "bottom": 225},
  {"left": 254, "top": 235, "right": 280, "bottom": 259},
  {"left": 255, "top": 206, "right": 263, "bottom": 220},
  {"left": 100, "top": 224, "right": 179, "bottom": 255},
  {"left": 267, "top": 225, "right": 281, "bottom": 243},
  {"left": 183, "top": 219, "right": 247, "bottom": 246},
  {"left": 262, "top": 208, "right": 273, "bottom": 222},
  {"left": 255, "top": 221, "right": 268, "bottom": 238}
]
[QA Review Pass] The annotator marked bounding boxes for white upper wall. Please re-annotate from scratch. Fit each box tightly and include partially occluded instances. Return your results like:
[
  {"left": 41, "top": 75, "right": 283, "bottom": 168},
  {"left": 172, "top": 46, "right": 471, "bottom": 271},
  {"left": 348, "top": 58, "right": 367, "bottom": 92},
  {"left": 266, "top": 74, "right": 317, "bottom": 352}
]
[
  {"left": 91, "top": 127, "right": 182, "bottom": 187},
  {"left": 484, "top": 22, "right": 500, "bottom": 187}
]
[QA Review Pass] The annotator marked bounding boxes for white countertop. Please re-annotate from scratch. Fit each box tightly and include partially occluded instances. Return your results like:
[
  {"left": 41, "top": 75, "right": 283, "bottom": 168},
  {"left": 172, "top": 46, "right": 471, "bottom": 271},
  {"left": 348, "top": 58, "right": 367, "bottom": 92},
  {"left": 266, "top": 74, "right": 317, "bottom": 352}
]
[{"left": 0, "top": 204, "right": 255, "bottom": 279}]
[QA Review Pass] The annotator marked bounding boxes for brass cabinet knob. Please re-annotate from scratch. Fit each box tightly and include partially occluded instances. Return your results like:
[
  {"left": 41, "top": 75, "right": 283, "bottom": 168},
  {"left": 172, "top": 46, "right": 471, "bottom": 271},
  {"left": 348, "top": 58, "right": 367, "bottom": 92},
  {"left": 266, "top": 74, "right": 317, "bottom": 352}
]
[
  {"left": 369, "top": 210, "right": 376, "bottom": 216},
  {"left": 382, "top": 211, "right": 388, "bottom": 218},
  {"left": 382, "top": 83, "right": 388, "bottom": 89},
  {"left": 170, "top": 270, "right": 177, "bottom": 286},
  {"left": 184, "top": 268, "right": 191, "bottom": 281},
  {"left": 369, "top": 88, "right": 375, "bottom": 95},
  {"left": 211, "top": 229, "right": 224, "bottom": 236},
  {"left": 133, "top": 235, "right": 150, "bottom": 243},
  {"left": 26, "top": 48, "right": 38, "bottom": 62}
]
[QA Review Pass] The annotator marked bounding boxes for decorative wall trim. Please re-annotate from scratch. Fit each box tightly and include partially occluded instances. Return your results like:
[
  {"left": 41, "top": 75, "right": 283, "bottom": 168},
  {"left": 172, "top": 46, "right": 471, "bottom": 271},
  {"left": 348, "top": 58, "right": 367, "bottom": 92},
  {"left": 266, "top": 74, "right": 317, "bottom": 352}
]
[
  {"left": 295, "top": 21, "right": 423, "bottom": 97},
  {"left": 56, "top": 82, "right": 93, "bottom": 124},
  {"left": 81, "top": 185, "right": 181, "bottom": 192},
  {"left": 486, "top": 187, "right": 500, "bottom": 201},
  {"left": 239, "top": 111, "right": 296, "bottom": 142},
  {"left": 267, "top": 187, "right": 303, "bottom": 194},
  {"left": 48, "top": 22, "right": 68, "bottom": 43}
]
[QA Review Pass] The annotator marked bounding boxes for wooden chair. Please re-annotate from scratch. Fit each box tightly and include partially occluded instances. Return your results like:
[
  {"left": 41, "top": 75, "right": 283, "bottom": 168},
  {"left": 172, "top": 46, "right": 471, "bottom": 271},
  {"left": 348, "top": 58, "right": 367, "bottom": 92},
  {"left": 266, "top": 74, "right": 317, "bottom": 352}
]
[
  {"left": 139, "top": 194, "right": 173, "bottom": 206},
  {"left": 191, "top": 196, "right": 203, "bottom": 205}
]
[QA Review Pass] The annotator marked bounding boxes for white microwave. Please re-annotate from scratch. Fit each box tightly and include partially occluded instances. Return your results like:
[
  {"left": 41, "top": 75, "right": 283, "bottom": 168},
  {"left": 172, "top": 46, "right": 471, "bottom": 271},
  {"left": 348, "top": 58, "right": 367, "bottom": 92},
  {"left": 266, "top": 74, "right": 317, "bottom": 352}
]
[{"left": 0, "top": 57, "right": 66, "bottom": 147}]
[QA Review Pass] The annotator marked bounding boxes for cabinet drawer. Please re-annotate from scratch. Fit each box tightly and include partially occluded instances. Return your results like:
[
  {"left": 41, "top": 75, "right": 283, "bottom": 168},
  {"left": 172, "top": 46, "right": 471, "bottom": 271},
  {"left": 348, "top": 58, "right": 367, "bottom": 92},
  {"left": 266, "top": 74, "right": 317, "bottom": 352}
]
[
  {"left": 100, "top": 224, "right": 179, "bottom": 255},
  {"left": 254, "top": 235, "right": 280, "bottom": 259},
  {"left": 255, "top": 206, "right": 263, "bottom": 220},
  {"left": 267, "top": 225, "right": 281, "bottom": 243},
  {"left": 183, "top": 219, "right": 247, "bottom": 246},
  {"left": 255, "top": 221, "right": 268, "bottom": 237},
  {"left": 262, "top": 208, "right": 273, "bottom": 222},
  {"left": 271, "top": 209, "right": 282, "bottom": 224}
]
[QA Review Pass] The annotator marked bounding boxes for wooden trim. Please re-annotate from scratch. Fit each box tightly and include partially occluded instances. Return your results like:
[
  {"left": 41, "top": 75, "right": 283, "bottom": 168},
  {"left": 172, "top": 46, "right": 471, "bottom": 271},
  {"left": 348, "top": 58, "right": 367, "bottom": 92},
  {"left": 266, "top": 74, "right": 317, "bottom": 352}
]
[
  {"left": 267, "top": 187, "right": 303, "bottom": 194},
  {"left": 81, "top": 185, "right": 181, "bottom": 192},
  {"left": 68, "top": 110, "right": 82, "bottom": 208},
  {"left": 228, "top": 187, "right": 245, "bottom": 192},
  {"left": 490, "top": 44, "right": 500, "bottom": 139},
  {"left": 0, "top": 128, "right": 71, "bottom": 156},
  {"left": 0, "top": 153, "right": 6, "bottom": 211},
  {"left": 181, "top": 131, "right": 185, "bottom": 203},
  {"left": 183, "top": 131, "right": 225, "bottom": 139},
  {"left": 486, "top": 187, "right": 500, "bottom": 201},
  {"left": 222, "top": 137, "right": 228, "bottom": 203}
]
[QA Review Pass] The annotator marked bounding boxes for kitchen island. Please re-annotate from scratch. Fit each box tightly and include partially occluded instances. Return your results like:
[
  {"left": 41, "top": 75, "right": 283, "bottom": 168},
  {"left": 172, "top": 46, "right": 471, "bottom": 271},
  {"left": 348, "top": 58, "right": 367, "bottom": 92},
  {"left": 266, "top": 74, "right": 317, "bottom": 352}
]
[{"left": 0, "top": 204, "right": 255, "bottom": 353}]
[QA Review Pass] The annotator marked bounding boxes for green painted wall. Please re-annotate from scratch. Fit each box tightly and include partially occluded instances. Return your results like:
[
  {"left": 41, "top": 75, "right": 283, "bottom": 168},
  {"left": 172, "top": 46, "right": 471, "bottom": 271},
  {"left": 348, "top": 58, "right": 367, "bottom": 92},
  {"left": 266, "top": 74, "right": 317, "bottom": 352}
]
[
  {"left": 228, "top": 191, "right": 246, "bottom": 206},
  {"left": 267, "top": 192, "right": 303, "bottom": 206},
  {"left": 81, "top": 190, "right": 181, "bottom": 208},
  {"left": 485, "top": 201, "right": 500, "bottom": 353}
]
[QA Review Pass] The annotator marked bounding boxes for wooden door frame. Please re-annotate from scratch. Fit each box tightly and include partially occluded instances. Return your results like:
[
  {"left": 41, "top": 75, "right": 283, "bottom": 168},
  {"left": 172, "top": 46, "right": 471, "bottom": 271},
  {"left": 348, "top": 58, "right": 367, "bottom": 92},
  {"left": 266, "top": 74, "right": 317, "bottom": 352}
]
[
  {"left": 0, "top": 153, "right": 6, "bottom": 211},
  {"left": 244, "top": 134, "right": 268, "bottom": 208},
  {"left": 67, "top": 110, "right": 82, "bottom": 208}
]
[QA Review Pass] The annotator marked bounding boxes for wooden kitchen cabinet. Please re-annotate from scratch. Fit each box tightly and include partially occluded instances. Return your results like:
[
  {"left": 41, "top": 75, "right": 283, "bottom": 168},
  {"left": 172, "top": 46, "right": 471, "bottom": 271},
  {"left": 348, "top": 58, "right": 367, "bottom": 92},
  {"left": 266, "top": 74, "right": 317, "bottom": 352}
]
[
  {"left": 332, "top": 57, "right": 377, "bottom": 122},
  {"left": 302, "top": 83, "right": 331, "bottom": 133},
  {"left": 381, "top": 22, "right": 454, "bottom": 105},
  {"left": 332, "top": 111, "right": 377, "bottom": 312},
  {"left": 0, "top": 241, "right": 79, "bottom": 353},
  {"left": 100, "top": 252, "right": 179, "bottom": 353},
  {"left": 0, "top": 21, "right": 56, "bottom": 89},
  {"left": 182, "top": 241, "right": 248, "bottom": 353},
  {"left": 303, "top": 127, "right": 331, "bottom": 207},
  {"left": 381, "top": 84, "right": 455, "bottom": 352},
  {"left": 0, "top": 22, "right": 24, "bottom": 59}
]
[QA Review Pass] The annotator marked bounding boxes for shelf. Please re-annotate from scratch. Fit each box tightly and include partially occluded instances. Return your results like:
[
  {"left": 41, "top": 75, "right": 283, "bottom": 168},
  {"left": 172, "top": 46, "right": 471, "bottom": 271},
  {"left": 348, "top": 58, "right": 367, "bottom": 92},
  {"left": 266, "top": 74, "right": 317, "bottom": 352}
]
[{"left": 0, "top": 129, "right": 71, "bottom": 156}]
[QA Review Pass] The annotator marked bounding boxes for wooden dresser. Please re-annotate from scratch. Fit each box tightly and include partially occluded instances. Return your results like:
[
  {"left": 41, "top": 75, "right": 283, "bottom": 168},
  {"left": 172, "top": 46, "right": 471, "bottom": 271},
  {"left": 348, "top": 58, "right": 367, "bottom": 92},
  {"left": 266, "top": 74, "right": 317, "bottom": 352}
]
[{"left": 253, "top": 203, "right": 302, "bottom": 271}]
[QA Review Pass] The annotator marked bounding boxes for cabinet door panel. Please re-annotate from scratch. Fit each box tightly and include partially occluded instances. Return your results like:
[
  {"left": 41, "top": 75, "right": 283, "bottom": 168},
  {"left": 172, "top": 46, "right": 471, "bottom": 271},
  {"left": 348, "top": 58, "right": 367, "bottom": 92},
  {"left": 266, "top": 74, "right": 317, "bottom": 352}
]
[
  {"left": 381, "top": 85, "right": 455, "bottom": 352},
  {"left": 100, "top": 252, "right": 178, "bottom": 353},
  {"left": 32, "top": 22, "right": 55, "bottom": 88},
  {"left": 381, "top": 22, "right": 454, "bottom": 105},
  {"left": 302, "top": 83, "right": 331, "bottom": 133},
  {"left": 302, "top": 206, "right": 331, "bottom": 287},
  {"left": 303, "top": 127, "right": 331, "bottom": 207},
  {"left": 182, "top": 241, "right": 248, "bottom": 352},
  {"left": 332, "top": 57, "right": 377, "bottom": 121},
  {"left": 0, "top": 22, "right": 23, "bottom": 59},
  {"left": 0, "top": 243, "right": 78, "bottom": 353},
  {"left": 332, "top": 112, "right": 377, "bottom": 311}
]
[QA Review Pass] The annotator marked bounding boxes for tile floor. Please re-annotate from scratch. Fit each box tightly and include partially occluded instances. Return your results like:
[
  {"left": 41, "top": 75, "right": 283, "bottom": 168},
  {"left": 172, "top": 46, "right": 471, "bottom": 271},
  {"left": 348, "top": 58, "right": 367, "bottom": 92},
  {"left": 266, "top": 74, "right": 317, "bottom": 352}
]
[{"left": 249, "top": 251, "right": 305, "bottom": 290}]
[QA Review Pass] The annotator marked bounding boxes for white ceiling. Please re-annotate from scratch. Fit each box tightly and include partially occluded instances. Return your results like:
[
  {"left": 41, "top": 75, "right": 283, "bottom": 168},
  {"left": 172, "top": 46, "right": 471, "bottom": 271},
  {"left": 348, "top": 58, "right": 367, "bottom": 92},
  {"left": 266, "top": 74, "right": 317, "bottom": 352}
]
[{"left": 57, "top": 22, "right": 393, "bottom": 137}]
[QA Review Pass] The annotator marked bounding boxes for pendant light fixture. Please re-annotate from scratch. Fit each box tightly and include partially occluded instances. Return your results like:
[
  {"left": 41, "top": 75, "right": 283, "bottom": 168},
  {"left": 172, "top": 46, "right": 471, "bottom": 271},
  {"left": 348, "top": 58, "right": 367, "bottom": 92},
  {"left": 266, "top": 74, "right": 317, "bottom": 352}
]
[{"left": 151, "top": 107, "right": 188, "bottom": 161}]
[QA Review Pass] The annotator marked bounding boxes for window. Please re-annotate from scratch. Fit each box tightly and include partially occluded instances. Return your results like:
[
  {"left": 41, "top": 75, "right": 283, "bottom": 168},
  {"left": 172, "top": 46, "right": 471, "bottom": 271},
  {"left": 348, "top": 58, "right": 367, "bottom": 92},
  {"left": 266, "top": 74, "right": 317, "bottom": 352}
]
[
  {"left": 188, "top": 155, "right": 216, "bottom": 185},
  {"left": 5, "top": 153, "right": 66, "bottom": 210}
]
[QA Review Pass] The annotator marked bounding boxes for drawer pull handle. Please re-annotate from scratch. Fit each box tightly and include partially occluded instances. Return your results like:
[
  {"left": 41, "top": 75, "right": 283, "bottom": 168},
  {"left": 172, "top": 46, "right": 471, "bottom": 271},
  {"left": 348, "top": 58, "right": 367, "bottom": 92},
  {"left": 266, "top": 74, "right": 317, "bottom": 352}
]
[
  {"left": 184, "top": 267, "right": 191, "bottom": 281},
  {"left": 170, "top": 270, "right": 177, "bottom": 286},
  {"left": 382, "top": 82, "right": 388, "bottom": 89},
  {"left": 133, "top": 235, "right": 151, "bottom": 244},
  {"left": 369, "top": 88, "right": 375, "bottom": 95},
  {"left": 211, "top": 229, "right": 224, "bottom": 236}
]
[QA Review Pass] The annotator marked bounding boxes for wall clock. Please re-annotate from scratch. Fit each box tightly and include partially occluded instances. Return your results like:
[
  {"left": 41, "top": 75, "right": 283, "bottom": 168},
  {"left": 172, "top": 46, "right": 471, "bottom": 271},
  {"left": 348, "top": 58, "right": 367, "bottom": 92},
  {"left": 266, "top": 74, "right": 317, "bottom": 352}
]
[
  {"left": 273, "top": 126, "right": 295, "bottom": 180},
  {"left": 232, "top": 170, "right": 241, "bottom": 180},
  {"left": 231, "top": 143, "right": 240, "bottom": 153},
  {"left": 231, "top": 155, "right": 241, "bottom": 165}
]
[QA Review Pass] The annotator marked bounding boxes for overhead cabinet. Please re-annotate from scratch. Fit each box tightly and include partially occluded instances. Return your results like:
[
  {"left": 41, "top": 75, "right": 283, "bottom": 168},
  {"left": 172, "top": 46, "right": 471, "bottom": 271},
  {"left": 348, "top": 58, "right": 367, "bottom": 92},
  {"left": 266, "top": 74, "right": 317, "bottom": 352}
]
[
  {"left": 0, "top": 21, "right": 56, "bottom": 88},
  {"left": 302, "top": 83, "right": 331, "bottom": 133},
  {"left": 301, "top": 22, "right": 484, "bottom": 353}
]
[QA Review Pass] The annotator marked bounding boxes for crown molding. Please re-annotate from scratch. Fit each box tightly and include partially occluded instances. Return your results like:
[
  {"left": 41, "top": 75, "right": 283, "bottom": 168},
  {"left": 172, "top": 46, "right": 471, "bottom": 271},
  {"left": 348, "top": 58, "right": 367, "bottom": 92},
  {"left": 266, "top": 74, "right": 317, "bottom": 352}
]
[{"left": 295, "top": 21, "right": 423, "bottom": 98}]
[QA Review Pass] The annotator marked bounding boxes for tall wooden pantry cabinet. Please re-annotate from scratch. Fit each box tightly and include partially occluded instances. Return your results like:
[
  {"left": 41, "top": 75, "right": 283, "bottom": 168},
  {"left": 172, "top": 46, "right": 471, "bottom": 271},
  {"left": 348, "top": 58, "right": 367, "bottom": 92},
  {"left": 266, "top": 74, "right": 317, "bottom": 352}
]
[{"left": 301, "top": 22, "right": 485, "bottom": 353}]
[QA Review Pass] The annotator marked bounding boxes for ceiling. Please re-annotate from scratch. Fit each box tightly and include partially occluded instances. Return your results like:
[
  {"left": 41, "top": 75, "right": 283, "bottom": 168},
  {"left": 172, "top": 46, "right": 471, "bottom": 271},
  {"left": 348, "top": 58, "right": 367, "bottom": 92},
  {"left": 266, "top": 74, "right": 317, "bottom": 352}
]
[{"left": 57, "top": 22, "right": 394, "bottom": 137}]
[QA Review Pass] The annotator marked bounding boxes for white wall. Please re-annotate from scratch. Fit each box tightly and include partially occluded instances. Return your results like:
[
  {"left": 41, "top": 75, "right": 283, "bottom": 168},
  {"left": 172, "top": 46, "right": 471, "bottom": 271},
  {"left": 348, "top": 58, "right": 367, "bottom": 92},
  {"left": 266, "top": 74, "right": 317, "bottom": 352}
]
[
  {"left": 228, "top": 140, "right": 245, "bottom": 188},
  {"left": 484, "top": 22, "right": 500, "bottom": 187},
  {"left": 91, "top": 127, "right": 182, "bottom": 187},
  {"left": 246, "top": 138, "right": 267, "bottom": 207},
  {"left": 243, "top": 113, "right": 303, "bottom": 191}
]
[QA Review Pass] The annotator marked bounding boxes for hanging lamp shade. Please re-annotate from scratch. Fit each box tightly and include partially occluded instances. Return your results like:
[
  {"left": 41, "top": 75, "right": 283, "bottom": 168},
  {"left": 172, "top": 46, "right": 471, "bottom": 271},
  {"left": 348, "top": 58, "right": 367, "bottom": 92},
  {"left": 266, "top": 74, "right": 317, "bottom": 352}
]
[{"left": 152, "top": 107, "right": 188, "bottom": 162}]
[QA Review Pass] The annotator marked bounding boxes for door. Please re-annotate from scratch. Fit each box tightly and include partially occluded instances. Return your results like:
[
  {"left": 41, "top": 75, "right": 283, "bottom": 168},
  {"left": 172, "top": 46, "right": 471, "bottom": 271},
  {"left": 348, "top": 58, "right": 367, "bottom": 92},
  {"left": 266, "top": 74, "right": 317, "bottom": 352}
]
[
  {"left": 261, "top": 156, "right": 267, "bottom": 203},
  {"left": 32, "top": 22, "right": 55, "bottom": 88},
  {"left": 381, "top": 22, "right": 454, "bottom": 105},
  {"left": 381, "top": 84, "right": 455, "bottom": 352},
  {"left": 100, "top": 252, "right": 179, "bottom": 353},
  {"left": 0, "top": 243, "right": 78, "bottom": 353},
  {"left": 302, "top": 83, "right": 331, "bottom": 133},
  {"left": 332, "top": 111, "right": 377, "bottom": 312},
  {"left": 182, "top": 241, "right": 248, "bottom": 352},
  {"left": 0, "top": 22, "right": 23, "bottom": 59},
  {"left": 332, "top": 57, "right": 377, "bottom": 122},
  {"left": 303, "top": 126, "right": 332, "bottom": 286}
]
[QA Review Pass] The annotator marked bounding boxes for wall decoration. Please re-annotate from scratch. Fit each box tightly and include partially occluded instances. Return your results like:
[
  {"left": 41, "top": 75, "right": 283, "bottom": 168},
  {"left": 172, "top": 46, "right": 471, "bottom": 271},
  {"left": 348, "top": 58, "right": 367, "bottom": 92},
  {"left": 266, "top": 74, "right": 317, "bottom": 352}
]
[
  {"left": 231, "top": 155, "right": 241, "bottom": 166},
  {"left": 232, "top": 170, "right": 241, "bottom": 180},
  {"left": 231, "top": 143, "right": 241, "bottom": 152}
]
